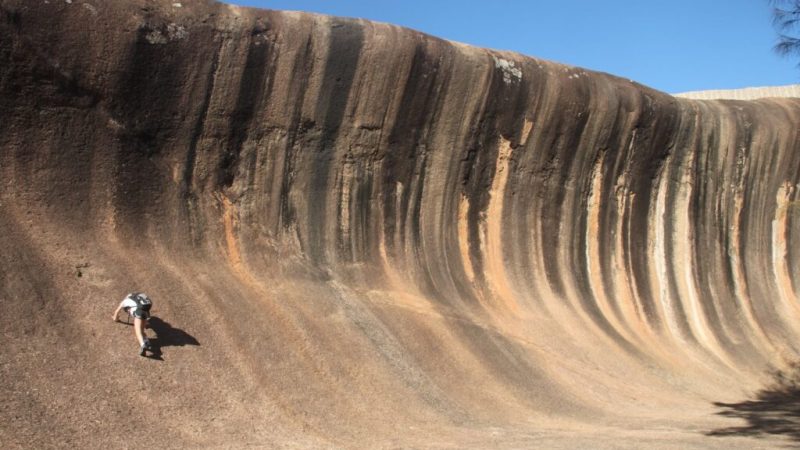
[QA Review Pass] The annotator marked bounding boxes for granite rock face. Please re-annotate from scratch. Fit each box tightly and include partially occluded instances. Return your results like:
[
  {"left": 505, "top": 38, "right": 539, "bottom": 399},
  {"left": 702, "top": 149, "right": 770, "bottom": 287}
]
[{"left": 2, "top": 0, "right": 800, "bottom": 447}]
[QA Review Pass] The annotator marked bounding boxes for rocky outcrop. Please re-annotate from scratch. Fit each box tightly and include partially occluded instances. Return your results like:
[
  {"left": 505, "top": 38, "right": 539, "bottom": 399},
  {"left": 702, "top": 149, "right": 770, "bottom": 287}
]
[{"left": 2, "top": 0, "right": 800, "bottom": 447}]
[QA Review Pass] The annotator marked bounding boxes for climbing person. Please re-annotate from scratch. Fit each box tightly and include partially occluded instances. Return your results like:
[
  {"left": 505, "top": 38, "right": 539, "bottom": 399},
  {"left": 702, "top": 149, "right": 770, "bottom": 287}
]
[{"left": 112, "top": 292, "right": 154, "bottom": 356}]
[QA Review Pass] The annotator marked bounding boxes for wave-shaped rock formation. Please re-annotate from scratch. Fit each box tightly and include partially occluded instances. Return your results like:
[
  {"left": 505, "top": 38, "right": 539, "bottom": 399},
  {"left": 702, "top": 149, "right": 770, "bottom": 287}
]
[{"left": 2, "top": 0, "right": 800, "bottom": 448}]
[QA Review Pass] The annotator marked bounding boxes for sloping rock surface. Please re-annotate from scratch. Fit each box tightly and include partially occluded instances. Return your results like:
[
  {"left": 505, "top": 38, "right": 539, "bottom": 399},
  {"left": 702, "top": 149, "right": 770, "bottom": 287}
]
[{"left": 2, "top": 1, "right": 800, "bottom": 448}]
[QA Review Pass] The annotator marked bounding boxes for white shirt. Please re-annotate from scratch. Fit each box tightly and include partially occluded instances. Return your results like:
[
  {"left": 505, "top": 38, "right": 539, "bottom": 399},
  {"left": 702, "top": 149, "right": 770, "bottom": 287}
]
[{"left": 120, "top": 293, "right": 150, "bottom": 311}]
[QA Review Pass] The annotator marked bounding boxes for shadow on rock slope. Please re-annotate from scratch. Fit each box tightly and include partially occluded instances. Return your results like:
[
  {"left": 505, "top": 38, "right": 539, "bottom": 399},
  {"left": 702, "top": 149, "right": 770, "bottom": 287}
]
[{"left": 708, "top": 361, "right": 800, "bottom": 442}]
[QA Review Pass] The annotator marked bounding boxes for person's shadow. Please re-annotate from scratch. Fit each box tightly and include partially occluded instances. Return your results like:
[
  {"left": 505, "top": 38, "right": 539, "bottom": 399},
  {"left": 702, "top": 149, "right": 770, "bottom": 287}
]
[{"left": 145, "top": 317, "right": 200, "bottom": 360}]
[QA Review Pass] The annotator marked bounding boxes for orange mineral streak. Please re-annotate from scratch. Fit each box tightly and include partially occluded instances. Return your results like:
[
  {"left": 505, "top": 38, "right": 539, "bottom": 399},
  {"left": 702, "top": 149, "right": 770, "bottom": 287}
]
[
  {"left": 585, "top": 155, "right": 638, "bottom": 344},
  {"left": 220, "top": 194, "right": 244, "bottom": 272},
  {"left": 773, "top": 183, "right": 800, "bottom": 335},
  {"left": 481, "top": 137, "right": 520, "bottom": 316},
  {"left": 457, "top": 194, "right": 476, "bottom": 284}
]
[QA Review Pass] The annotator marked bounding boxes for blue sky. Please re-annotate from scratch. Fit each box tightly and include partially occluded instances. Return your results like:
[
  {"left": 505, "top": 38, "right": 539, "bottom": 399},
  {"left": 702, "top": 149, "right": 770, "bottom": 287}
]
[{"left": 224, "top": 1, "right": 799, "bottom": 94}]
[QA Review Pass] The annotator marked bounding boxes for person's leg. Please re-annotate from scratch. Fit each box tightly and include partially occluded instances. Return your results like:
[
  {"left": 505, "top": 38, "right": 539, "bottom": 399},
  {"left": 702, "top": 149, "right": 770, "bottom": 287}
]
[{"left": 133, "top": 317, "right": 146, "bottom": 347}]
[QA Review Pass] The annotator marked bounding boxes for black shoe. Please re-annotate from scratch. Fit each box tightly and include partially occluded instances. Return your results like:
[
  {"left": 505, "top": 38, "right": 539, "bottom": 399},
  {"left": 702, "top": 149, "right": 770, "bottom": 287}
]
[{"left": 139, "top": 343, "right": 148, "bottom": 356}]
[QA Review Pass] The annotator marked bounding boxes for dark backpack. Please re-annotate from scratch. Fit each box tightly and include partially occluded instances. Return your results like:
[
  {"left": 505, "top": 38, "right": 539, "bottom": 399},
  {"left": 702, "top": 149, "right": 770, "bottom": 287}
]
[{"left": 131, "top": 293, "right": 152, "bottom": 312}]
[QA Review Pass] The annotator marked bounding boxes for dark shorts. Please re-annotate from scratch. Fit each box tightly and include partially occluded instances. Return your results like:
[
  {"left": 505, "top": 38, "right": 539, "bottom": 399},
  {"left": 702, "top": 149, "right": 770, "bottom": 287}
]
[{"left": 125, "top": 307, "right": 150, "bottom": 320}]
